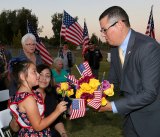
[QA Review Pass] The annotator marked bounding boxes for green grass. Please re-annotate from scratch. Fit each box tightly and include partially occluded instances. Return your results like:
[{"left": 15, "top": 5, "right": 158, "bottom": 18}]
[{"left": 64, "top": 110, "right": 123, "bottom": 137}]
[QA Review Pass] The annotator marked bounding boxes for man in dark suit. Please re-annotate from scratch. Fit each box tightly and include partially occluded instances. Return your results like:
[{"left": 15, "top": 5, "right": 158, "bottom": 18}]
[{"left": 98, "top": 6, "right": 160, "bottom": 137}]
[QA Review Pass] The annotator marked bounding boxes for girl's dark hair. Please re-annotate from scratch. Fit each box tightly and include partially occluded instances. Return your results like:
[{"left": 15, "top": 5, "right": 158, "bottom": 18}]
[
  {"left": 37, "top": 64, "right": 53, "bottom": 93},
  {"left": 10, "top": 59, "right": 33, "bottom": 89}
]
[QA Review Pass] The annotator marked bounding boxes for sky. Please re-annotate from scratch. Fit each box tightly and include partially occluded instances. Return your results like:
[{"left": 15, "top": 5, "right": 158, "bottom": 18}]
[{"left": 1, "top": 0, "right": 160, "bottom": 42}]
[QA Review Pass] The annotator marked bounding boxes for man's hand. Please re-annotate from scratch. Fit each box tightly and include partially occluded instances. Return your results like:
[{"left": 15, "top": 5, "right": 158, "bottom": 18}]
[{"left": 98, "top": 101, "right": 112, "bottom": 112}]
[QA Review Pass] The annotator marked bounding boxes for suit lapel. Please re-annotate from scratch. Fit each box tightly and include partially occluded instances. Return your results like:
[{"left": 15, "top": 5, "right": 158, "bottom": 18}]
[{"left": 122, "top": 30, "right": 136, "bottom": 71}]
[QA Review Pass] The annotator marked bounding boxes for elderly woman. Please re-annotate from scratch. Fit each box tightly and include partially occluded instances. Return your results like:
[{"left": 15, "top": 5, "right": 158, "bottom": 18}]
[
  {"left": 52, "top": 58, "right": 73, "bottom": 114},
  {"left": 9, "top": 33, "right": 43, "bottom": 97},
  {"left": 18, "top": 33, "right": 43, "bottom": 65},
  {"left": 52, "top": 57, "right": 68, "bottom": 85}
]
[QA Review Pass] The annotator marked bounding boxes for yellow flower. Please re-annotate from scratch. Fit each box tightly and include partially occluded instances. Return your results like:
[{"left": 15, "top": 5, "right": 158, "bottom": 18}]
[
  {"left": 56, "top": 87, "right": 62, "bottom": 94},
  {"left": 89, "top": 78, "right": 100, "bottom": 89},
  {"left": 80, "top": 83, "right": 91, "bottom": 91},
  {"left": 101, "top": 97, "right": 108, "bottom": 106},
  {"left": 76, "top": 89, "right": 83, "bottom": 98},
  {"left": 103, "top": 84, "right": 114, "bottom": 96},
  {"left": 89, "top": 89, "right": 95, "bottom": 94},
  {"left": 87, "top": 99, "right": 91, "bottom": 102},
  {"left": 67, "top": 89, "right": 74, "bottom": 97},
  {"left": 60, "top": 82, "right": 69, "bottom": 91}
]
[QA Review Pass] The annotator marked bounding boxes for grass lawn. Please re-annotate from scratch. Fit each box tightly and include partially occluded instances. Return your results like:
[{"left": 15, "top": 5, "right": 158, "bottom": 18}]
[{"left": 65, "top": 111, "right": 123, "bottom": 137}]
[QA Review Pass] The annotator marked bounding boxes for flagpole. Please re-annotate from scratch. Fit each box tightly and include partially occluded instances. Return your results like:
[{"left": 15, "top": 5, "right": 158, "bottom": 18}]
[
  {"left": 60, "top": 10, "right": 64, "bottom": 47},
  {"left": 151, "top": 5, "right": 153, "bottom": 11},
  {"left": 75, "top": 64, "right": 82, "bottom": 76},
  {"left": 27, "top": 20, "right": 29, "bottom": 33}
]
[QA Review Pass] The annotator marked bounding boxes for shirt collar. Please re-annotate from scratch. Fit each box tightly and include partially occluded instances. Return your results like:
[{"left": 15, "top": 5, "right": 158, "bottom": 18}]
[{"left": 119, "top": 29, "right": 131, "bottom": 56}]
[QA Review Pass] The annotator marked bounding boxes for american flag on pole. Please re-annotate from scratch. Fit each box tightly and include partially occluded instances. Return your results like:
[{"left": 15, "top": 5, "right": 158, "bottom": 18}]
[
  {"left": 69, "top": 99, "right": 86, "bottom": 120},
  {"left": 145, "top": 5, "right": 155, "bottom": 39},
  {"left": 87, "top": 91, "right": 102, "bottom": 109},
  {"left": 27, "top": 21, "right": 53, "bottom": 66},
  {"left": 82, "top": 21, "right": 89, "bottom": 55},
  {"left": 60, "top": 10, "right": 83, "bottom": 46},
  {"left": 78, "top": 61, "right": 92, "bottom": 77}
]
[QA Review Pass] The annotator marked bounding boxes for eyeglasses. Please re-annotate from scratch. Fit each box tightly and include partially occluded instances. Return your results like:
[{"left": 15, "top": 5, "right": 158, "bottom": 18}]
[
  {"left": 25, "top": 43, "right": 36, "bottom": 46},
  {"left": 100, "top": 20, "right": 126, "bottom": 34}
]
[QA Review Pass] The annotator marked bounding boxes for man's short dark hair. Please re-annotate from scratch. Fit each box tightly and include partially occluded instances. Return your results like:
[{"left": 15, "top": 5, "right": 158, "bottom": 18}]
[{"left": 99, "top": 6, "right": 130, "bottom": 27}]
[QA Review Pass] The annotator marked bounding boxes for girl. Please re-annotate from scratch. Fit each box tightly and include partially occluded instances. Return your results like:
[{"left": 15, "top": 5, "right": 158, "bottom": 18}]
[
  {"left": 37, "top": 64, "right": 68, "bottom": 137},
  {"left": 9, "top": 59, "right": 67, "bottom": 136}
]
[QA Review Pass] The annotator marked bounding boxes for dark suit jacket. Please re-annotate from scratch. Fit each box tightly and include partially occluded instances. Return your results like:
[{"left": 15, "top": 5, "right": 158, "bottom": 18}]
[{"left": 108, "top": 29, "right": 160, "bottom": 137}]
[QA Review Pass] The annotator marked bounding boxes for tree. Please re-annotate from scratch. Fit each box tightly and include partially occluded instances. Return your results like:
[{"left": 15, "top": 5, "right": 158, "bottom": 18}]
[
  {"left": 0, "top": 10, "right": 16, "bottom": 44},
  {"left": 0, "top": 7, "right": 38, "bottom": 45},
  {"left": 51, "top": 13, "right": 63, "bottom": 46},
  {"left": 12, "top": 30, "right": 22, "bottom": 48},
  {"left": 16, "top": 7, "right": 38, "bottom": 36}
]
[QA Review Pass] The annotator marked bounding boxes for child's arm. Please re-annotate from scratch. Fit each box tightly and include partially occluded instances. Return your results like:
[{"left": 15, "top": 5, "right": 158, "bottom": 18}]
[{"left": 21, "top": 95, "right": 67, "bottom": 131}]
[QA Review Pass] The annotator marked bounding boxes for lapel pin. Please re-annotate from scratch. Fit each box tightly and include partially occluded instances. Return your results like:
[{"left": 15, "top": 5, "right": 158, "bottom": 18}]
[{"left": 128, "top": 51, "right": 131, "bottom": 54}]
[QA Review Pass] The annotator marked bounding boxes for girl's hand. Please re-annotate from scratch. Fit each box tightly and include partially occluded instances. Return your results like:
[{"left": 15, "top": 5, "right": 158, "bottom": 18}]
[{"left": 56, "top": 101, "right": 68, "bottom": 114}]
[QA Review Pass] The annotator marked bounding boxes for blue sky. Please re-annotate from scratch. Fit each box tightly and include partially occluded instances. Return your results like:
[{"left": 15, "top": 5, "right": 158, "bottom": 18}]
[{"left": 1, "top": 0, "right": 160, "bottom": 42}]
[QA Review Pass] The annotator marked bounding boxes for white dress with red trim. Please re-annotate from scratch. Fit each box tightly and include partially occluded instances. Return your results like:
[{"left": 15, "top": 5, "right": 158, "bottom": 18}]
[{"left": 9, "top": 90, "right": 51, "bottom": 137}]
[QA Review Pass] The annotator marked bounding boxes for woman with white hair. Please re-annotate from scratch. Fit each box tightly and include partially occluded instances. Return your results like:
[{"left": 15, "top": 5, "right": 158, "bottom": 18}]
[
  {"left": 52, "top": 57, "right": 68, "bottom": 85},
  {"left": 9, "top": 33, "right": 43, "bottom": 97},
  {"left": 19, "top": 33, "right": 43, "bottom": 65}
]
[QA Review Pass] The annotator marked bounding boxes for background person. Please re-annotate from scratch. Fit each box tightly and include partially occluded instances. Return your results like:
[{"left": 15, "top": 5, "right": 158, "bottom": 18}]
[
  {"left": 9, "top": 33, "right": 43, "bottom": 97},
  {"left": 0, "top": 41, "right": 12, "bottom": 90},
  {"left": 52, "top": 57, "right": 68, "bottom": 85},
  {"left": 0, "top": 42, "right": 12, "bottom": 111},
  {"left": 51, "top": 57, "right": 72, "bottom": 110},
  {"left": 84, "top": 41, "right": 103, "bottom": 79},
  {"left": 98, "top": 6, "right": 160, "bottom": 137},
  {"left": 17, "top": 33, "right": 43, "bottom": 65},
  {"left": 58, "top": 42, "right": 75, "bottom": 74}
]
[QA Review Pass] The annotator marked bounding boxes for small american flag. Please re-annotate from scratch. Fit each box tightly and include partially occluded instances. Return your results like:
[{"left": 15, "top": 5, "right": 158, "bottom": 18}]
[
  {"left": 145, "top": 5, "right": 155, "bottom": 39},
  {"left": 27, "top": 21, "right": 53, "bottom": 66},
  {"left": 67, "top": 75, "right": 78, "bottom": 84},
  {"left": 70, "top": 99, "right": 86, "bottom": 120},
  {"left": 82, "top": 21, "right": 89, "bottom": 55},
  {"left": 87, "top": 91, "right": 102, "bottom": 109},
  {"left": 60, "top": 10, "right": 83, "bottom": 46},
  {"left": 78, "top": 61, "right": 92, "bottom": 77}
]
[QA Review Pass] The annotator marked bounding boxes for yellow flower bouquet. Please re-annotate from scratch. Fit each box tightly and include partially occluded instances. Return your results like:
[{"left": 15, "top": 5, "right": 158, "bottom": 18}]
[
  {"left": 63, "top": 61, "right": 115, "bottom": 119},
  {"left": 56, "top": 82, "right": 74, "bottom": 98},
  {"left": 63, "top": 61, "right": 115, "bottom": 110},
  {"left": 75, "top": 75, "right": 114, "bottom": 109}
]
